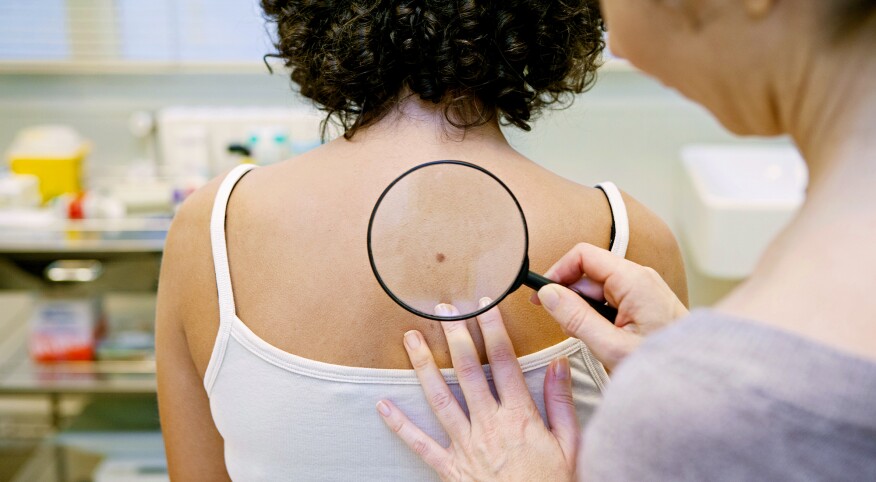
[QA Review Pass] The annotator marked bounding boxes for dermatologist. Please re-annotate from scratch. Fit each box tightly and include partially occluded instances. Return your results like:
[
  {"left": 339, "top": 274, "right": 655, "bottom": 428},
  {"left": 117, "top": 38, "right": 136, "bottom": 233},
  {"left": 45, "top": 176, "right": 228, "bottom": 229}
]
[{"left": 376, "top": 0, "right": 876, "bottom": 480}]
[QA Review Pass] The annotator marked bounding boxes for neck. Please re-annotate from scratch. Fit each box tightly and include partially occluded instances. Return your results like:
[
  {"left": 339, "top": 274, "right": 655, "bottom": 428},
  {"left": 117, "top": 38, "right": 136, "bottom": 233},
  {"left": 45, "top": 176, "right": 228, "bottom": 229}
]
[
  {"left": 342, "top": 95, "right": 513, "bottom": 162},
  {"left": 718, "top": 46, "right": 876, "bottom": 356},
  {"left": 785, "top": 49, "right": 876, "bottom": 204}
]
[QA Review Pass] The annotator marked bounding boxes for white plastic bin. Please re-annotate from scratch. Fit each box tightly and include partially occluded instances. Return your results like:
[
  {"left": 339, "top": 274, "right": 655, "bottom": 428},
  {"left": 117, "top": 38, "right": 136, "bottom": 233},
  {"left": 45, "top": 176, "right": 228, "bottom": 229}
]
[{"left": 679, "top": 145, "right": 807, "bottom": 279}]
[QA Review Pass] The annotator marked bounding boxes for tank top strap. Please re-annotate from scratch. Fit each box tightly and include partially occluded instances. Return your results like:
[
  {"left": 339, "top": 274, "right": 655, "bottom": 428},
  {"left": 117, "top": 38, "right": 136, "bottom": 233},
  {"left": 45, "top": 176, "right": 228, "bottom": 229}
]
[
  {"left": 204, "top": 163, "right": 257, "bottom": 393},
  {"left": 595, "top": 182, "right": 630, "bottom": 259}
]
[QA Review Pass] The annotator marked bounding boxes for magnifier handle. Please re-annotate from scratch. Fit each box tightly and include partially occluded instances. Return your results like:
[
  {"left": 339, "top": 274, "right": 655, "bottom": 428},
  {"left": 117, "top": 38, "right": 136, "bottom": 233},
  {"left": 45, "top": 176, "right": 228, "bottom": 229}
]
[{"left": 524, "top": 271, "right": 618, "bottom": 324}]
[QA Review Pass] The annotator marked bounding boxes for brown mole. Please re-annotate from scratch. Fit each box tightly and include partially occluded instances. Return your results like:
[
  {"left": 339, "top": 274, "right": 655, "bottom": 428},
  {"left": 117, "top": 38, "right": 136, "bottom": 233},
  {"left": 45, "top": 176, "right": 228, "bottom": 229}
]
[{"left": 436, "top": 253, "right": 446, "bottom": 263}]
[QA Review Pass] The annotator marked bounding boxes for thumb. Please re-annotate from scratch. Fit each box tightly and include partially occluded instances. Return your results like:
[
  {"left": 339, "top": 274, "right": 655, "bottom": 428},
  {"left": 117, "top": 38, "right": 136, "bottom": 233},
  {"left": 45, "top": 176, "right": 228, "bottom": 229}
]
[
  {"left": 538, "top": 284, "right": 634, "bottom": 370},
  {"left": 544, "top": 357, "right": 580, "bottom": 467}
]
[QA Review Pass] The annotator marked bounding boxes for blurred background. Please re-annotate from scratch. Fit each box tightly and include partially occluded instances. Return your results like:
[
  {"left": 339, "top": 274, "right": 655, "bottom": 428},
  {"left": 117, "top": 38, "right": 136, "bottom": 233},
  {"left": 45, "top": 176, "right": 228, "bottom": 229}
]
[{"left": 0, "top": 1, "right": 806, "bottom": 480}]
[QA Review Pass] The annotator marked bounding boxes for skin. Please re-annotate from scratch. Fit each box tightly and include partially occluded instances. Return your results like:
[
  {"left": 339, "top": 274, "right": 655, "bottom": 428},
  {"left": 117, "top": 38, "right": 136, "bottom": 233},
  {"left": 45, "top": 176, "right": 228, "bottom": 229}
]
[
  {"left": 155, "top": 95, "right": 689, "bottom": 477},
  {"left": 383, "top": 0, "right": 876, "bottom": 479},
  {"left": 379, "top": 247, "right": 685, "bottom": 479},
  {"left": 601, "top": 0, "right": 876, "bottom": 361},
  {"left": 378, "top": 302, "right": 580, "bottom": 481}
]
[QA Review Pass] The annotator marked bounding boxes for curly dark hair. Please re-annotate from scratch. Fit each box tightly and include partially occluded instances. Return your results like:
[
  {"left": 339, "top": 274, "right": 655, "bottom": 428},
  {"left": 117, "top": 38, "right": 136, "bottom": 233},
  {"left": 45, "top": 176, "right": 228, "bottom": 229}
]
[{"left": 261, "top": 0, "right": 605, "bottom": 138}]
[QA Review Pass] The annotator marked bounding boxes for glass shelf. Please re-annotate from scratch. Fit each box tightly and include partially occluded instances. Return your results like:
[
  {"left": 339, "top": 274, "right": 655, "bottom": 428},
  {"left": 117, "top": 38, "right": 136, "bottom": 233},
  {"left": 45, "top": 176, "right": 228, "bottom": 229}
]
[
  {"left": 0, "top": 294, "right": 160, "bottom": 481},
  {"left": 0, "top": 218, "right": 170, "bottom": 255},
  {"left": 7, "top": 395, "right": 166, "bottom": 482},
  {"left": 0, "top": 293, "right": 156, "bottom": 396},
  {"left": 0, "top": 355, "right": 156, "bottom": 396}
]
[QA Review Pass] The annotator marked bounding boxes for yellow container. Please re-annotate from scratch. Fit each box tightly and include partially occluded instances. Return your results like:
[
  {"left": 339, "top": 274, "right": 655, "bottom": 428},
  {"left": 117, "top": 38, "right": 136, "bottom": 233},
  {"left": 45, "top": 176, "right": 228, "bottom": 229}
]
[
  {"left": 7, "top": 126, "right": 89, "bottom": 203},
  {"left": 10, "top": 155, "right": 85, "bottom": 202}
]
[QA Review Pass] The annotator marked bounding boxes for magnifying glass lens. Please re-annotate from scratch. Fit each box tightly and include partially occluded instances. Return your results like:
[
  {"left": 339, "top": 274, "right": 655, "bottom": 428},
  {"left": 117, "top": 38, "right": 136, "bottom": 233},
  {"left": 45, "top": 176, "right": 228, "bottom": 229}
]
[{"left": 369, "top": 162, "right": 526, "bottom": 320}]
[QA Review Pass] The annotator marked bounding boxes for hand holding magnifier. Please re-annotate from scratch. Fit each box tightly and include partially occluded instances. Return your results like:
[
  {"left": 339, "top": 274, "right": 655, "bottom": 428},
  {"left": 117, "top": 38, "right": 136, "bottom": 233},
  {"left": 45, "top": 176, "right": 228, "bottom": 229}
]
[{"left": 367, "top": 160, "right": 618, "bottom": 323}]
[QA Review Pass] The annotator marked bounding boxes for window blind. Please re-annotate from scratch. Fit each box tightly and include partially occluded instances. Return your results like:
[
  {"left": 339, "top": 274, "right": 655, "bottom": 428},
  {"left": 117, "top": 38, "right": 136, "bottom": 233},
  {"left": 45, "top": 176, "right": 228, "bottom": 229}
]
[{"left": 0, "top": 0, "right": 276, "bottom": 68}]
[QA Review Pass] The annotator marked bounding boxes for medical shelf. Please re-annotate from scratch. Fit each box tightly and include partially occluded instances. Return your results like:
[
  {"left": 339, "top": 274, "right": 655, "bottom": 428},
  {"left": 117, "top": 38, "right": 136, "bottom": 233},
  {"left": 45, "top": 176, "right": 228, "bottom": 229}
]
[{"left": 0, "top": 218, "right": 170, "bottom": 255}]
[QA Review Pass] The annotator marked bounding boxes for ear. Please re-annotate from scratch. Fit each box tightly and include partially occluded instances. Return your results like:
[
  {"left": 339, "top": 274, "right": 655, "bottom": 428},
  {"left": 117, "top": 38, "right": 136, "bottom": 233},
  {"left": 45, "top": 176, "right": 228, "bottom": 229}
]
[{"left": 743, "top": 0, "right": 776, "bottom": 19}]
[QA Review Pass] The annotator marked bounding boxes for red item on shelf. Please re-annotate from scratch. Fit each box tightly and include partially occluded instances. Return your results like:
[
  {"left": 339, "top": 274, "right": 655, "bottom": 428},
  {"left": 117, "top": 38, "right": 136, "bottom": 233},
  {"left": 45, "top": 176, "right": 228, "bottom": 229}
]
[
  {"left": 68, "top": 194, "right": 85, "bottom": 219},
  {"left": 29, "top": 298, "right": 101, "bottom": 363}
]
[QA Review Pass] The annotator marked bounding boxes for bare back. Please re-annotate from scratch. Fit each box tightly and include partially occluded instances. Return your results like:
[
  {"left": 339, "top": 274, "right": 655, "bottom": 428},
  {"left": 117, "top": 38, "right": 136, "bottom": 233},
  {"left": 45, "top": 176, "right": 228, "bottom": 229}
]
[
  {"left": 155, "top": 126, "right": 688, "bottom": 479},
  {"left": 169, "top": 137, "right": 688, "bottom": 376}
]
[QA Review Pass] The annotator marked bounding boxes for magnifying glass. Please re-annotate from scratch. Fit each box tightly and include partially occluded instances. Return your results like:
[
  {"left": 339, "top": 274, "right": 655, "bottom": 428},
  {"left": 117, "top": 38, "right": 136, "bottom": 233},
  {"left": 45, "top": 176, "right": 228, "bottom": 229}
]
[{"left": 367, "top": 160, "right": 618, "bottom": 323}]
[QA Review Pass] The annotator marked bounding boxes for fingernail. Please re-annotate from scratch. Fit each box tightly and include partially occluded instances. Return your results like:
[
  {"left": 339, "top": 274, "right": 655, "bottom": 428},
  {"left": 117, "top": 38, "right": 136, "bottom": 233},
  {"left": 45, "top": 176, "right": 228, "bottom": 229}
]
[
  {"left": 479, "top": 297, "right": 492, "bottom": 308},
  {"left": 553, "top": 357, "right": 570, "bottom": 380},
  {"left": 538, "top": 285, "right": 561, "bottom": 311},
  {"left": 404, "top": 331, "right": 421, "bottom": 349},
  {"left": 435, "top": 303, "right": 454, "bottom": 317},
  {"left": 376, "top": 401, "right": 392, "bottom": 417}
]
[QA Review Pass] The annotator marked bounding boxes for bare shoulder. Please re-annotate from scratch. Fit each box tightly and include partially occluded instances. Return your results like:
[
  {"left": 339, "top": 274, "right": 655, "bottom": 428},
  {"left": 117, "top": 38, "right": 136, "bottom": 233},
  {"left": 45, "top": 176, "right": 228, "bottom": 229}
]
[
  {"left": 155, "top": 174, "right": 234, "bottom": 480},
  {"left": 488, "top": 161, "right": 688, "bottom": 306},
  {"left": 620, "top": 191, "right": 689, "bottom": 306},
  {"left": 156, "top": 174, "right": 226, "bottom": 378}
]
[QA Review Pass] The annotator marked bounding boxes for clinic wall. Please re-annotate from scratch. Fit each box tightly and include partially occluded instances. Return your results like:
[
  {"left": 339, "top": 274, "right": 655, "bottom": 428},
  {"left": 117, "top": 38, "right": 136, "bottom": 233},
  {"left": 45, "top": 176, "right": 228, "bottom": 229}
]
[{"left": 0, "top": 69, "right": 766, "bottom": 305}]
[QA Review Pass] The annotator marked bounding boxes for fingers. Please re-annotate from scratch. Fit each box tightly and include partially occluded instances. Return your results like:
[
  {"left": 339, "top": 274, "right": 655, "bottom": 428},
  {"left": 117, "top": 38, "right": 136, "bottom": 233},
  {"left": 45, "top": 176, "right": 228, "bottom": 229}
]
[
  {"left": 437, "top": 304, "right": 498, "bottom": 417},
  {"left": 377, "top": 400, "right": 453, "bottom": 477},
  {"left": 538, "top": 284, "right": 638, "bottom": 371},
  {"left": 474, "top": 298, "right": 534, "bottom": 411},
  {"left": 534, "top": 277, "right": 606, "bottom": 306},
  {"left": 543, "top": 357, "right": 580, "bottom": 466},
  {"left": 544, "top": 242, "right": 630, "bottom": 287},
  {"left": 403, "top": 330, "right": 470, "bottom": 439},
  {"left": 567, "top": 277, "right": 606, "bottom": 303},
  {"left": 529, "top": 243, "right": 620, "bottom": 307}
]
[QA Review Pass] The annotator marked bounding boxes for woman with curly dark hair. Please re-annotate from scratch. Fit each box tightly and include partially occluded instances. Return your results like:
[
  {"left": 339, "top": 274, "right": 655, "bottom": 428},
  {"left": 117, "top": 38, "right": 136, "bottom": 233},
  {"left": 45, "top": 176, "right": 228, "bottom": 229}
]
[{"left": 155, "top": 1, "right": 687, "bottom": 479}]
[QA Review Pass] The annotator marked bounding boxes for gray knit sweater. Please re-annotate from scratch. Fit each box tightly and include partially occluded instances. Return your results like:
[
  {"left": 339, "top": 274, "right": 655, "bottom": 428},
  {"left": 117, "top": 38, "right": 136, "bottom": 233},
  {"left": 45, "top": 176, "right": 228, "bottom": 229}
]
[{"left": 582, "top": 310, "right": 876, "bottom": 481}]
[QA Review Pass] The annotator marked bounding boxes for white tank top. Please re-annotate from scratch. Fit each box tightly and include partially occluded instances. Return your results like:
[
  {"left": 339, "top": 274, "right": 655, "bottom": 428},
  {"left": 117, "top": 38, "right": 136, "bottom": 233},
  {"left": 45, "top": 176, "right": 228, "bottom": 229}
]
[{"left": 205, "top": 164, "right": 630, "bottom": 481}]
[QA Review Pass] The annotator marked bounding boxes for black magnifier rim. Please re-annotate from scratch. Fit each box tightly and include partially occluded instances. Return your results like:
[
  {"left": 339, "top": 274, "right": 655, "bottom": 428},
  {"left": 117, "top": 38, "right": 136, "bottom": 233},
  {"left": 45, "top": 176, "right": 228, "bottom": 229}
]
[{"left": 367, "top": 160, "right": 529, "bottom": 322}]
